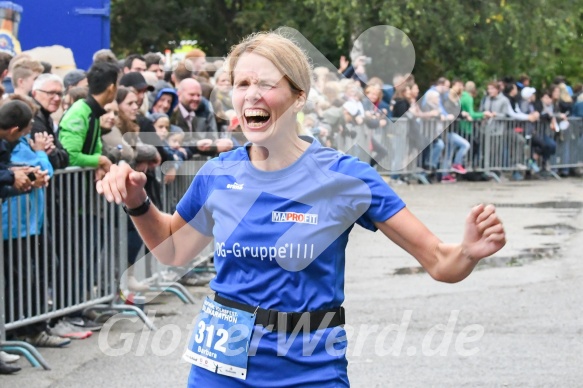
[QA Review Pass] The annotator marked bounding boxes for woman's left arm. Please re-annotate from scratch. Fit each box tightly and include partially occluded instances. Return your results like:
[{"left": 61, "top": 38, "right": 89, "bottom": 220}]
[{"left": 374, "top": 204, "right": 505, "bottom": 283}]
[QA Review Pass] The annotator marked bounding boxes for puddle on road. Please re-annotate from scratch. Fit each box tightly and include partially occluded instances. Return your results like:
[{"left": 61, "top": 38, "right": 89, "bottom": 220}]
[
  {"left": 478, "top": 245, "right": 561, "bottom": 269},
  {"left": 392, "top": 202, "right": 581, "bottom": 276},
  {"left": 393, "top": 266, "right": 427, "bottom": 275},
  {"left": 492, "top": 201, "right": 583, "bottom": 209},
  {"left": 525, "top": 223, "right": 579, "bottom": 235},
  {"left": 392, "top": 244, "right": 562, "bottom": 276}
]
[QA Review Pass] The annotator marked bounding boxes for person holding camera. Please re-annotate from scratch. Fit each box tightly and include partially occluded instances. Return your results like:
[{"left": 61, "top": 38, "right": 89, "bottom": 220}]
[
  {"left": 1, "top": 98, "right": 67, "bottom": 355},
  {"left": 0, "top": 99, "right": 48, "bottom": 199}
]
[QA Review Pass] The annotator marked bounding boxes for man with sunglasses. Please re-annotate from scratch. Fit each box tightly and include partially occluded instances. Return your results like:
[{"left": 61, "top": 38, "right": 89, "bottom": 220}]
[{"left": 31, "top": 73, "right": 69, "bottom": 170}]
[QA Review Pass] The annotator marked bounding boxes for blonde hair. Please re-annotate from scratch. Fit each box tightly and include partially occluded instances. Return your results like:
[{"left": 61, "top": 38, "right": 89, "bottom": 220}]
[
  {"left": 11, "top": 59, "right": 43, "bottom": 74},
  {"left": 11, "top": 66, "right": 36, "bottom": 89},
  {"left": 213, "top": 67, "right": 226, "bottom": 83},
  {"left": 338, "top": 78, "right": 353, "bottom": 93},
  {"left": 364, "top": 84, "right": 382, "bottom": 103},
  {"left": 313, "top": 66, "right": 329, "bottom": 79},
  {"left": 323, "top": 81, "right": 340, "bottom": 102},
  {"left": 226, "top": 32, "right": 312, "bottom": 134},
  {"left": 425, "top": 89, "right": 441, "bottom": 106},
  {"left": 559, "top": 83, "right": 573, "bottom": 103},
  {"left": 8, "top": 53, "right": 32, "bottom": 72},
  {"left": 465, "top": 81, "right": 477, "bottom": 93},
  {"left": 345, "top": 83, "right": 363, "bottom": 99},
  {"left": 368, "top": 77, "right": 384, "bottom": 88},
  {"left": 185, "top": 48, "right": 206, "bottom": 59},
  {"left": 226, "top": 32, "right": 312, "bottom": 96}
]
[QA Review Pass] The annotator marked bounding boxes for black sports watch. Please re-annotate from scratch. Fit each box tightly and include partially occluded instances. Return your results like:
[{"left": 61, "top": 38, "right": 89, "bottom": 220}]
[{"left": 122, "top": 196, "right": 151, "bottom": 217}]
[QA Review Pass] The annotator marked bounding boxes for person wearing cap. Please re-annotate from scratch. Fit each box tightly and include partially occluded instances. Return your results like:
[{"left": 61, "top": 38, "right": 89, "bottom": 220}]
[
  {"left": 518, "top": 87, "right": 536, "bottom": 114},
  {"left": 31, "top": 74, "right": 69, "bottom": 170},
  {"left": 119, "top": 71, "right": 154, "bottom": 111},
  {"left": 499, "top": 83, "right": 539, "bottom": 180},
  {"left": 149, "top": 112, "right": 171, "bottom": 141},
  {"left": 164, "top": 125, "right": 188, "bottom": 163},
  {"left": 145, "top": 97, "right": 184, "bottom": 185},
  {"left": 59, "top": 62, "right": 118, "bottom": 178},
  {"left": 63, "top": 69, "right": 87, "bottom": 91}
]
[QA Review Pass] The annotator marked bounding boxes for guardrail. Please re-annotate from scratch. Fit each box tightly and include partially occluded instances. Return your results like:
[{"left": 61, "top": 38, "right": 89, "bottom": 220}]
[
  {"left": 0, "top": 168, "right": 155, "bottom": 370},
  {"left": 2, "top": 118, "right": 580, "bottom": 370},
  {"left": 347, "top": 117, "right": 583, "bottom": 181}
]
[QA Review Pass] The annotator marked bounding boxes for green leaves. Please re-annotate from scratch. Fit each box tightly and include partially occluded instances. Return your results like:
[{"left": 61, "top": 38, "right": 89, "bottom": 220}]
[{"left": 111, "top": 0, "right": 583, "bottom": 90}]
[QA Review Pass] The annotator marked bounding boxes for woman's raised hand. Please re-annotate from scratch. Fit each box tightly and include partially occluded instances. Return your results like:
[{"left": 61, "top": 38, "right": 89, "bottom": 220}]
[
  {"left": 462, "top": 204, "right": 506, "bottom": 261},
  {"left": 96, "top": 163, "right": 147, "bottom": 207}
]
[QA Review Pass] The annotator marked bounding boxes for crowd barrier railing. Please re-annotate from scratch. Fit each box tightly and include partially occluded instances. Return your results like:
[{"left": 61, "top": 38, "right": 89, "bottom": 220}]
[
  {"left": 138, "top": 157, "right": 215, "bottom": 300},
  {"left": 3, "top": 121, "right": 580, "bottom": 369},
  {"left": 0, "top": 167, "right": 155, "bottom": 370},
  {"left": 367, "top": 117, "right": 583, "bottom": 181}
]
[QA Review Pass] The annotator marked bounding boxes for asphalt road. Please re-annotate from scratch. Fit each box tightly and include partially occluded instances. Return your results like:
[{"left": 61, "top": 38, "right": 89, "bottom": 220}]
[{"left": 3, "top": 178, "right": 582, "bottom": 387}]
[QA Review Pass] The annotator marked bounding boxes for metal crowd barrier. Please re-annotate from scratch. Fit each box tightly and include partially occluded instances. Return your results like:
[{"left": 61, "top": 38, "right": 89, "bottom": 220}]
[
  {"left": 0, "top": 168, "right": 154, "bottom": 370},
  {"left": 4, "top": 122, "right": 579, "bottom": 370},
  {"left": 547, "top": 117, "right": 583, "bottom": 171},
  {"left": 128, "top": 157, "right": 215, "bottom": 305},
  {"left": 367, "top": 117, "right": 583, "bottom": 181}
]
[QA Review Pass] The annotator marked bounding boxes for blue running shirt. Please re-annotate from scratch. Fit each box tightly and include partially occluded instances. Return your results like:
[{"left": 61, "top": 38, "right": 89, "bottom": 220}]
[{"left": 177, "top": 137, "right": 405, "bottom": 387}]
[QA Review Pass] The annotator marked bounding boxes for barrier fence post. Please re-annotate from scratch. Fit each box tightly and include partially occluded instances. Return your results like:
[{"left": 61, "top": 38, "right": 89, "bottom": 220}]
[{"left": 0, "top": 199, "right": 5, "bottom": 343}]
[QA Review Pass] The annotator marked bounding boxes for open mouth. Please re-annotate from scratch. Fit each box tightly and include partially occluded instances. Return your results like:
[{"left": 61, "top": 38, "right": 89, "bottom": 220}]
[{"left": 244, "top": 108, "right": 271, "bottom": 129}]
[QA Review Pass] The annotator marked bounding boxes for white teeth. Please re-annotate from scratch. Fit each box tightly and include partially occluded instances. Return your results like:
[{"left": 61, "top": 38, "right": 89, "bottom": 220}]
[
  {"left": 247, "top": 121, "right": 267, "bottom": 128},
  {"left": 244, "top": 109, "right": 269, "bottom": 117}
]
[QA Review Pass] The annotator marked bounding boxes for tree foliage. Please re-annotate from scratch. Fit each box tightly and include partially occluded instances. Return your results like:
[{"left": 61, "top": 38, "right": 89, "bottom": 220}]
[{"left": 111, "top": 0, "right": 583, "bottom": 90}]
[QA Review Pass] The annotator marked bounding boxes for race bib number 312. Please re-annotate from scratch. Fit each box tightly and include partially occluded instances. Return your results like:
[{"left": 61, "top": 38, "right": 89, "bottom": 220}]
[{"left": 183, "top": 297, "right": 256, "bottom": 380}]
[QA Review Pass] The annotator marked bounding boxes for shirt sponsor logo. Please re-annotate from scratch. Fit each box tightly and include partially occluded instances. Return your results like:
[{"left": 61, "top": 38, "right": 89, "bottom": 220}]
[
  {"left": 215, "top": 242, "right": 315, "bottom": 261},
  {"left": 272, "top": 211, "right": 318, "bottom": 225},
  {"left": 226, "top": 182, "right": 244, "bottom": 190}
]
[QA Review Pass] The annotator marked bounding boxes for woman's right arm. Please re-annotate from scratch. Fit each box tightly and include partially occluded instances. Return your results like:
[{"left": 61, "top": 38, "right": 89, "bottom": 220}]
[{"left": 96, "top": 163, "right": 213, "bottom": 266}]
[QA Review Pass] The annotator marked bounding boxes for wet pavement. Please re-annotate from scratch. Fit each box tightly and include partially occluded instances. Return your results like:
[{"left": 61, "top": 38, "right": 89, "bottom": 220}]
[{"left": 3, "top": 178, "right": 583, "bottom": 387}]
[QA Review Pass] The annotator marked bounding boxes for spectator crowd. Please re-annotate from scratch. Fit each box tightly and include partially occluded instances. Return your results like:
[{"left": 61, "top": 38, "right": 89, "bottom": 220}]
[{"left": 0, "top": 46, "right": 582, "bottom": 374}]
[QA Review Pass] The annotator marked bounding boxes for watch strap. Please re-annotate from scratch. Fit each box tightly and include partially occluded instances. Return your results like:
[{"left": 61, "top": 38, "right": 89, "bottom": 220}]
[{"left": 122, "top": 196, "right": 151, "bottom": 217}]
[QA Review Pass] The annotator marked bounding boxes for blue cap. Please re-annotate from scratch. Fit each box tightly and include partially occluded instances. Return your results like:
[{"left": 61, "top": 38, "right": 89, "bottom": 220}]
[
  {"left": 169, "top": 125, "right": 184, "bottom": 134},
  {"left": 0, "top": 2, "right": 24, "bottom": 13},
  {"left": 148, "top": 112, "right": 168, "bottom": 123}
]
